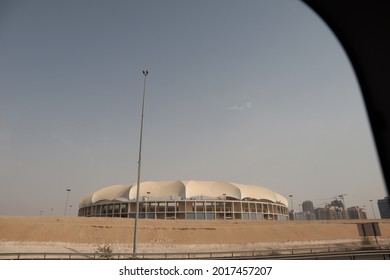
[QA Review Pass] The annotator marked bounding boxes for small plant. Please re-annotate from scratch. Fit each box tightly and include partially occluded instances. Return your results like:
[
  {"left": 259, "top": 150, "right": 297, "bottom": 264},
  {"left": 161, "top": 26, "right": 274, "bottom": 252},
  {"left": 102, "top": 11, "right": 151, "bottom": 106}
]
[{"left": 95, "top": 244, "right": 113, "bottom": 259}]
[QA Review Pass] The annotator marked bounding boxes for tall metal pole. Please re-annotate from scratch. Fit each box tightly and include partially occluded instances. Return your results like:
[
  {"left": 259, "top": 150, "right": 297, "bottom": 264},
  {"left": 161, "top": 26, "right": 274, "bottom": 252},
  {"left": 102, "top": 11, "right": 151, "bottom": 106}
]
[
  {"left": 146, "top": 191, "right": 151, "bottom": 217},
  {"left": 370, "top": 199, "right": 377, "bottom": 219},
  {"left": 222, "top": 193, "right": 226, "bottom": 220},
  {"left": 133, "top": 70, "right": 148, "bottom": 256},
  {"left": 289, "top": 194, "right": 294, "bottom": 220},
  {"left": 64, "top": 189, "right": 71, "bottom": 216},
  {"left": 289, "top": 195, "right": 294, "bottom": 211}
]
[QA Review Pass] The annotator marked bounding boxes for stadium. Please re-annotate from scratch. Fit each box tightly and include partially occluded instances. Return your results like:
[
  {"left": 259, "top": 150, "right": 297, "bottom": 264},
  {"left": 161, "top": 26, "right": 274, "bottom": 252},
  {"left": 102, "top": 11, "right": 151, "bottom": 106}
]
[{"left": 78, "top": 180, "right": 289, "bottom": 221}]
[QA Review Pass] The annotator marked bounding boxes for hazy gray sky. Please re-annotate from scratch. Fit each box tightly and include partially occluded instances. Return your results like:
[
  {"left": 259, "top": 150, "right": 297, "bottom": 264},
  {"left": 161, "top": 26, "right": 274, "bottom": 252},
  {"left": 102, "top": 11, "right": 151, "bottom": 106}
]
[{"left": 0, "top": 0, "right": 387, "bottom": 218}]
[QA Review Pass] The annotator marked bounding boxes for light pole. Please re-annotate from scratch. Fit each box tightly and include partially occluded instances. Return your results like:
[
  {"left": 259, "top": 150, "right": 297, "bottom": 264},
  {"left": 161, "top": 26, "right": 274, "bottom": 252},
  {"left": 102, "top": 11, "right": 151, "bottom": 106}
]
[
  {"left": 369, "top": 199, "right": 377, "bottom": 219},
  {"left": 339, "top": 194, "right": 347, "bottom": 209},
  {"left": 222, "top": 193, "right": 226, "bottom": 220},
  {"left": 68, "top": 205, "right": 73, "bottom": 216},
  {"left": 133, "top": 70, "right": 149, "bottom": 256},
  {"left": 362, "top": 205, "right": 367, "bottom": 219},
  {"left": 64, "top": 189, "right": 71, "bottom": 216},
  {"left": 289, "top": 195, "right": 294, "bottom": 220},
  {"left": 289, "top": 195, "right": 294, "bottom": 211},
  {"left": 146, "top": 192, "right": 151, "bottom": 217},
  {"left": 298, "top": 204, "right": 302, "bottom": 220}
]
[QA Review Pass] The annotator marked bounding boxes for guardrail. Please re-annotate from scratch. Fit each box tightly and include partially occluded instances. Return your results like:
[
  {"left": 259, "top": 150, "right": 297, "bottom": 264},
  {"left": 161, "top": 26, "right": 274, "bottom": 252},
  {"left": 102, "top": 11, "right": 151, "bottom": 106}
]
[{"left": 1, "top": 245, "right": 390, "bottom": 260}]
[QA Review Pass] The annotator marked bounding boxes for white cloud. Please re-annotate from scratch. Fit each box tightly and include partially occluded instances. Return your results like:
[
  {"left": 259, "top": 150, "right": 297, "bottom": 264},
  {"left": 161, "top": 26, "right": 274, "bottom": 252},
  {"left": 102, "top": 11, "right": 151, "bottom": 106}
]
[
  {"left": 227, "top": 101, "right": 253, "bottom": 111},
  {"left": 227, "top": 105, "right": 244, "bottom": 111}
]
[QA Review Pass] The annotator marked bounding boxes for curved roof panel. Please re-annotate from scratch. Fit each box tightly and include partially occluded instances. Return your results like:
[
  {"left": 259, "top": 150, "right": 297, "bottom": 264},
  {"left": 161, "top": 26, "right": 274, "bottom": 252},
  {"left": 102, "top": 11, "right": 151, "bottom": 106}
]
[
  {"left": 81, "top": 180, "right": 287, "bottom": 206},
  {"left": 274, "top": 192, "right": 289, "bottom": 207},
  {"left": 79, "top": 193, "right": 93, "bottom": 207},
  {"left": 92, "top": 184, "right": 130, "bottom": 203},
  {"left": 185, "top": 181, "right": 241, "bottom": 200},
  {"left": 129, "top": 180, "right": 185, "bottom": 200},
  {"left": 235, "top": 183, "right": 277, "bottom": 202}
]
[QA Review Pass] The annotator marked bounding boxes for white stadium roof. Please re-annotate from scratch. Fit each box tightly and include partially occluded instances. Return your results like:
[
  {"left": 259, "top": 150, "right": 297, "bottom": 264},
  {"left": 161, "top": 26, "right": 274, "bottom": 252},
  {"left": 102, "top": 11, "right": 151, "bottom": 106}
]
[{"left": 80, "top": 180, "right": 288, "bottom": 207}]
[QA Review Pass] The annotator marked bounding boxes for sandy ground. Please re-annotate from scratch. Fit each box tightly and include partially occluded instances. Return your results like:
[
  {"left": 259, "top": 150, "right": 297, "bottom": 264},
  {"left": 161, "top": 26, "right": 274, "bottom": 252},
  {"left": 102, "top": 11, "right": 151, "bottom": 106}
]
[{"left": 1, "top": 216, "right": 389, "bottom": 254}]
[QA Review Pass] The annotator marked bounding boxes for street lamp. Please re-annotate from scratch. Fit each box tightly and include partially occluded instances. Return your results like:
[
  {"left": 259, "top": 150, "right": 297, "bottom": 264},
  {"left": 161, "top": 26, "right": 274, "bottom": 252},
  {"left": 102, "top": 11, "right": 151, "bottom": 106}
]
[
  {"left": 369, "top": 199, "right": 377, "bottom": 219},
  {"left": 64, "top": 189, "right": 71, "bottom": 216},
  {"left": 299, "top": 204, "right": 304, "bottom": 220},
  {"left": 68, "top": 205, "right": 73, "bottom": 216},
  {"left": 289, "top": 195, "right": 294, "bottom": 211},
  {"left": 146, "top": 192, "right": 151, "bottom": 216},
  {"left": 339, "top": 194, "right": 347, "bottom": 209},
  {"left": 133, "top": 70, "right": 149, "bottom": 256},
  {"left": 289, "top": 195, "right": 294, "bottom": 220},
  {"left": 222, "top": 193, "right": 226, "bottom": 220}
]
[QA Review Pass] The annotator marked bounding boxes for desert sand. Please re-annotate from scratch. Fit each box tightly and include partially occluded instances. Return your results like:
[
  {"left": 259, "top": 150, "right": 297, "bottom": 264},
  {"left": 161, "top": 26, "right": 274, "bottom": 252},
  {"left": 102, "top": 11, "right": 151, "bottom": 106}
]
[{"left": 1, "top": 216, "right": 389, "bottom": 254}]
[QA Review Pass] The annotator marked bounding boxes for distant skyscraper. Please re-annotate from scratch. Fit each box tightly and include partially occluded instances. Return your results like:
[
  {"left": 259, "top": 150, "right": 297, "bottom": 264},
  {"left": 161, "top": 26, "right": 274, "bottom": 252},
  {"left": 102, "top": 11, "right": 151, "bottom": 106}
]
[
  {"left": 347, "top": 206, "right": 367, "bottom": 219},
  {"left": 314, "top": 203, "right": 348, "bottom": 220},
  {"left": 314, "top": 208, "right": 327, "bottom": 220},
  {"left": 377, "top": 197, "right": 390, "bottom": 219},
  {"left": 330, "top": 199, "right": 344, "bottom": 209},
  {"left": 302, "top": 201, "right": 314, "bottom": 213},
  {"left": 329, "top": 199, "right": 348, "bottom": 219}
]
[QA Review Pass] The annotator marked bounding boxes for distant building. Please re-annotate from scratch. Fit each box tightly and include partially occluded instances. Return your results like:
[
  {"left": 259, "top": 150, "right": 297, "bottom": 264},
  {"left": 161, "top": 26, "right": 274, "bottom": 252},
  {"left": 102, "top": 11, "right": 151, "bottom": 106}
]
[
  {"left": 330, "top": 199, "right": 344, "bottom": 209},
  {"left": 298, "top": 200, "right": 316, "bottom": 220},
  {"left": 314, "top": 204, "right": 348, "bottom": 220},
  {"left": 294, "top": 211, "right": 304, "bottom": 220},
  {"left": 347, "top": 206, "right": 367, "bottom": 219},
  {"left": 378, "top": 197, "right": 390, "bottom": 219},
  {"left": 78, "top": 180, "right": 289, "bottom": 221},
  {"left": 303, "top": 212, "right": 316, "bottom": 220},
  {"left": 314, "top": 208, "right": 327, "bottom": 220},
  {"left": 289, "top": 210, "right": 296, "bottom": 220},
  {"left": 302, "top": 201, "right": 314, "bottom": 213},
  {"left": 330, "top": 199, "right": 349, "bottom": 219},
  {"left": 327, "top": 206, "right": 346, "bottom": 219}
]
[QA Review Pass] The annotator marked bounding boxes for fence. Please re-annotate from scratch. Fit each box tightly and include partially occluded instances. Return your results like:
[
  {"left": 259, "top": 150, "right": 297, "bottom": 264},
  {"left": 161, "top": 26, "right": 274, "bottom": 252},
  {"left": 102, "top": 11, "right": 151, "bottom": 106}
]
[{"left": 1, "top": 244, "right": 390, "bottom": 260}]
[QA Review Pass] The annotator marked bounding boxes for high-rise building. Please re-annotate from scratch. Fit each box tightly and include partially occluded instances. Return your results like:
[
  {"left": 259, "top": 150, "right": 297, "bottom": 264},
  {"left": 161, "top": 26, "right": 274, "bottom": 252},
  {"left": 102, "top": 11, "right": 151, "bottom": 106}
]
[
  {"left": 314, "top": 203, "right": 348, "bottom": 220},
  {"left": 330, "top": 199, "right": 349, "bottom": 219},
  {"left": 314, "top": 208, "right": 327, "bottom": 220},
  {"left": 377, "top": 197, "right": 390, "bottom": 219},
  {"left": 302, "top": 200, "right": 314, "bottom": 213},
  {"left": 330, "top": 199, "right": 344, "bottom": 209},
  {"left": 347, "top": 206, "right": 367, "bottom": 219}
]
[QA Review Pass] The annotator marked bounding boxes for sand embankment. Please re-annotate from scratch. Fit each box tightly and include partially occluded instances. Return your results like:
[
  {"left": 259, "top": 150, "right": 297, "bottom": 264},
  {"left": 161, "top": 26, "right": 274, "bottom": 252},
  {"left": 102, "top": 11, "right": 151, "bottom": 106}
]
[{"left": 1, "top": 216, "right": 389, "bottom": 254}]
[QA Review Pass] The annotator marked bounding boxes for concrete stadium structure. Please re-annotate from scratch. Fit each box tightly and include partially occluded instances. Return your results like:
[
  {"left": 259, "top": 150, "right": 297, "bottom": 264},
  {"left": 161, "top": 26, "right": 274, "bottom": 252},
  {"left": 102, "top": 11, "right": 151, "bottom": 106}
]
[{"left": 78, "top": 180, "right": 289, "bottom": 221}]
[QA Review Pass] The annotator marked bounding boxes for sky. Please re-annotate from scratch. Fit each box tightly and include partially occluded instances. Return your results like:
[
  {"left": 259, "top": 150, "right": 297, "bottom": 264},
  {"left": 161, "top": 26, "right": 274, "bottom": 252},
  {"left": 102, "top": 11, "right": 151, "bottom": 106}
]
[{"left": 0, "top": 0, "right": 387, "bottom": 218}]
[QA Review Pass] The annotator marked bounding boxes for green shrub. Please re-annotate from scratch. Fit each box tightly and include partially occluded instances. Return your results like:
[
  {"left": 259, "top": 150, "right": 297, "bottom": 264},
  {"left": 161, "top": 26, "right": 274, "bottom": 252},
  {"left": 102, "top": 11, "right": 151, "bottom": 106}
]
[{"left": 95, "top": 244, "right": 113, "bottom": 259}]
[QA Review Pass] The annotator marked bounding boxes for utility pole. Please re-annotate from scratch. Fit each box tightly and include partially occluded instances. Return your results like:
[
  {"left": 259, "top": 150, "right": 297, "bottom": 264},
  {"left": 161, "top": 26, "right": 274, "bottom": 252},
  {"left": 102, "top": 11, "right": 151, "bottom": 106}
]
[
  {"left": 338, "top": 194, "right": 347, "bottom": 208},
  {"left": 133, "top": 70, "right": 149, "bottom": 256},
  {"left": 370, "top": 199, "right": 377, "bottom": 219},
  {"left": 64, "top": 189, "right": 71, "bottom": 216},
  {"left": 289, "top": 194, "right": 294, "bottom": 220}
]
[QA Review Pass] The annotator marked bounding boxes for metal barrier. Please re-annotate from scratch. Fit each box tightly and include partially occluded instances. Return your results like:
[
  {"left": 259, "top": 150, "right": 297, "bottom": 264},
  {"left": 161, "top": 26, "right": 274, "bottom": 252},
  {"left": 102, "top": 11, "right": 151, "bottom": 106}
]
[{"left": 1, "top": 244, "right": 389, "bottom": 260}]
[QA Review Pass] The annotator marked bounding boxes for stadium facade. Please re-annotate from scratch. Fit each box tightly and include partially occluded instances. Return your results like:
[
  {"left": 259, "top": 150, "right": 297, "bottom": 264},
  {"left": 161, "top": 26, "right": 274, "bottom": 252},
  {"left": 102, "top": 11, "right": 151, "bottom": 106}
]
[{"left": 78, "top": 180, "right": 289, "bottom": 221}]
